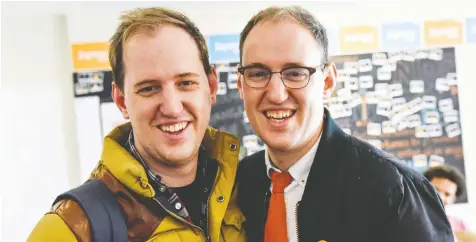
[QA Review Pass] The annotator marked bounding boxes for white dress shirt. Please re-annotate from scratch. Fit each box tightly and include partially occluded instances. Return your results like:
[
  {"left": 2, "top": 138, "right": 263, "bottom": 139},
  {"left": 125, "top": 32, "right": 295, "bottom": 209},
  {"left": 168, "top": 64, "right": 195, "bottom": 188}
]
[{"left": 264, "top": 136, "right": 321, "bottom": 242}]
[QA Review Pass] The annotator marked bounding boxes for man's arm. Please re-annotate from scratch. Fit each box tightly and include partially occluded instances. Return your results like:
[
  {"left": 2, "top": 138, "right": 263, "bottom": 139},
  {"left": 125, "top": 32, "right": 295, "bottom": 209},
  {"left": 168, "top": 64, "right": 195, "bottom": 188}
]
[
  {"left": 381, "top": 177, "right": 455, "bottom": 242},
  {"left": 27, "top": 213, "right": 79, "bottom": 242},
  {"left": 27, "top": 200, "right": 89, "bottom": 242}
]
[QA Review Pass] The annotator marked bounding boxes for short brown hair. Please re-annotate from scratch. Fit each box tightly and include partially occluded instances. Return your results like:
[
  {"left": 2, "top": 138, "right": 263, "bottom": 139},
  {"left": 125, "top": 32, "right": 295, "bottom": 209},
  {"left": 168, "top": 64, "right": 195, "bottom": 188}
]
[
  {"left": 239, "top": 6, "right": 328, "bottom": 64},
  {"left": 423, "top": 165, "right": 466, "bottom": 198},
  {"left": 109, "top": 7, "right": 211, "bottom": 91}
]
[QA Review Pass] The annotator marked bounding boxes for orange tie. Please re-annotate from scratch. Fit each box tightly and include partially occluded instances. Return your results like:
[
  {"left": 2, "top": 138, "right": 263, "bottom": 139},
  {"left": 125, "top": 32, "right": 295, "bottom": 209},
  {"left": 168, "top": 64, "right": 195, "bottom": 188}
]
[{"left": 264, "top": 170, "right": 292, "bottom": 242}]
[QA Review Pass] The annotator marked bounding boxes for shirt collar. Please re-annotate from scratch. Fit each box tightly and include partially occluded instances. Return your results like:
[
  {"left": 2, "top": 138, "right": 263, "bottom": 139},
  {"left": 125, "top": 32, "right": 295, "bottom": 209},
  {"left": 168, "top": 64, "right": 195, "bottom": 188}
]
[
  {"left": 126, "top": 130, "right": 163, "bottom": 184},
  {"left": 126, "top": 130, "right": 208, "bottom": 186},
  {"left": 265, "top": 134, "right": 321, "bottom": 188}
]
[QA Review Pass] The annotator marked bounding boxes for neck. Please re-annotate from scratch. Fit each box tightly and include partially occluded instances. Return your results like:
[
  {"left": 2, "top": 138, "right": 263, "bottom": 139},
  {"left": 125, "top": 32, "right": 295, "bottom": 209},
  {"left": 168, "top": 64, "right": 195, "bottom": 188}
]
[
  {"left": 136, "top": 147, "right": 199, "bottom": 187},
  {"left": 268, "top": 119, "right": 324, "bottom": 171},
  {"left": 146, "top": 158, "right": 198, "bottom": 187}
]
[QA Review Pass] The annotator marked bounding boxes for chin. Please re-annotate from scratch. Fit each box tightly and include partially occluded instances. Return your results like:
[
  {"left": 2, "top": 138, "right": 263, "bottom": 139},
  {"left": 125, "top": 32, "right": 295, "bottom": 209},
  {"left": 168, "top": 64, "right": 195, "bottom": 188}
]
[
  {"left": 158, "top": 142, "right": 197, "bottom": 162},
  {"left": 261, "top": 135, "right": 294, "bottom": 152},
  {"left": 160, "top": 151, "right": 195, "bottom": 165},
  {"left": 163, "top": 156, "right": 193, "bottom": 166}
]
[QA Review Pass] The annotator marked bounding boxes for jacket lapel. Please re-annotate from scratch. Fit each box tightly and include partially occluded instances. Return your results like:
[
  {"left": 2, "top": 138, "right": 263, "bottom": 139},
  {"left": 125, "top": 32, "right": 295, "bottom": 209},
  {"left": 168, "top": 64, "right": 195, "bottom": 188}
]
[
  {"left": 298, "top": 110, "right": 350, "bottom": 242},
  {"left": 241, "top": 151, "right": 271, "bottom": 242}
]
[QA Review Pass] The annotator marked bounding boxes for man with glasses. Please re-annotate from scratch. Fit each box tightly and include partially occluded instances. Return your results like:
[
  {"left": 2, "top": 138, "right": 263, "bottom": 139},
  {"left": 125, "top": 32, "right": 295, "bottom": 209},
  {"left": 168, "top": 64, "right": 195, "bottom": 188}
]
[{"left": 236, "top": 6, "right": 454, "bottom": 242}]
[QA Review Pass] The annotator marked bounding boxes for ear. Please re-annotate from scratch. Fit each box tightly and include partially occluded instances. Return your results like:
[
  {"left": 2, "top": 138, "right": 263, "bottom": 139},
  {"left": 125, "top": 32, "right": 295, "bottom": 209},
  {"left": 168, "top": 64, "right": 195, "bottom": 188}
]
[
  {"left": 208, "top": 65, "right": 218, "bottom": 104},
  {"left": 323, "top": 63, "right": 337, "bottom": 98},
  {"left": 237, "top": 64, "right": 244, "bottom": 100},
  {"left": 111, "top": 82, "right": 129, "bottom": 119}
]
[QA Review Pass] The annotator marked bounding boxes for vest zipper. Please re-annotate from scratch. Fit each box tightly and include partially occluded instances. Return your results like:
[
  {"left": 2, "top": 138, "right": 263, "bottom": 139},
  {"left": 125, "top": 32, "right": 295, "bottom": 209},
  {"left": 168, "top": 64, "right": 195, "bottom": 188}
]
[
  {"left": 152, "top": 168, "right": 221, "bottom": 242},
  {"left": 153, "top": 198, "right": 206, "bottom": 237},
  {"left": 263, "top": 191, "right": 270, "bottom": 240},
  {"left": 203, "top": 166, "right": 221, "bottom": 242},
  {"left": 295, "top": 201, "right": 301, "bottom": 242}
]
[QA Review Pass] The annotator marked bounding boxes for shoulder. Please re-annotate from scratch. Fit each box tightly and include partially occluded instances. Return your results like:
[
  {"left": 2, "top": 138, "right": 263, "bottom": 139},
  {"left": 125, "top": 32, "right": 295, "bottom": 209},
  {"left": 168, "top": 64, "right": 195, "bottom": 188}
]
[
  {"left": 238, "top": 150, "right": 265, "bottom": 177},
  {"left": 27, "top": 199, "right": 89, "bottom": 242},
  {"left": 204, "top": 126, "right": 241, "bottom": 166},
  {"left": 346, "top": 135, "right": 427, "bottom": 193},
  {"left": 344, "top": 135, "right": 448, "bottom": 225}
]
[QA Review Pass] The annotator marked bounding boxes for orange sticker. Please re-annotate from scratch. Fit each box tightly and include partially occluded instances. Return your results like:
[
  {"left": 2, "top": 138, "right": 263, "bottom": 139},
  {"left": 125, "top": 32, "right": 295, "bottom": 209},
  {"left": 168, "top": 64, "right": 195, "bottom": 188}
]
[
  {"left": 71, "top": 42, "right": 111, "bottom": 71},
  {"left": 424, "top": 20, "right": 463, "bottom": 46},
  {"left": 340, "top": 26, "right": 379, "bottom": 53}
]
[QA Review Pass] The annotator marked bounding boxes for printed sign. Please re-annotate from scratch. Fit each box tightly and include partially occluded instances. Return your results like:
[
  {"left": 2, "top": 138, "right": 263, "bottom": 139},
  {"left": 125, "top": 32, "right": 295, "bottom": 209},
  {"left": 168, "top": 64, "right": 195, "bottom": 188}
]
[
  {"left": 208, "top": 34, "right": 240, "bottom": 63},
  {"left": 381, "top": 22, "right": 420, "bottom": 50},
  {"left": 340, "top": 26, "right": 379, "bottom": 53},
  {"left": 71, "top": 42, "right": 110, "bottom": 71},
  {"left": 466, "top": 18, "right": 476, "bottom": 43},
  {"left": 424, "top": 20, "right": 463, "bottom": 46}
]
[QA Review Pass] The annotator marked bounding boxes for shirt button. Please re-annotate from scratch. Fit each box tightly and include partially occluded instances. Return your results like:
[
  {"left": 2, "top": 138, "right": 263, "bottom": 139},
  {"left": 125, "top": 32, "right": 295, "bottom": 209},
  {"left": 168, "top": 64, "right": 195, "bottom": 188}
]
[{"left": 175, "top": 203, "right": 182, "bottom": 210}]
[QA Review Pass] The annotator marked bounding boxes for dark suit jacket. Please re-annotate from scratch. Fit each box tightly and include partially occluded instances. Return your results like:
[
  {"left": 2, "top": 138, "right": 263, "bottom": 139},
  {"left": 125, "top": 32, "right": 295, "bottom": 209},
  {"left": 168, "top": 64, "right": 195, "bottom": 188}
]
[{"left": 237, "top": 109, "right": 454, "bottom": 242}]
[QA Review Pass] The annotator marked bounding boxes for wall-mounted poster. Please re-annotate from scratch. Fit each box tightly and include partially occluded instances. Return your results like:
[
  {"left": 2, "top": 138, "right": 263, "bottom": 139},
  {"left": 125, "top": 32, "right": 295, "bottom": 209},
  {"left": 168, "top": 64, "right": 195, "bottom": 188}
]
[{"left": 326, "top": 47, "right": 467, "bottom": 202}]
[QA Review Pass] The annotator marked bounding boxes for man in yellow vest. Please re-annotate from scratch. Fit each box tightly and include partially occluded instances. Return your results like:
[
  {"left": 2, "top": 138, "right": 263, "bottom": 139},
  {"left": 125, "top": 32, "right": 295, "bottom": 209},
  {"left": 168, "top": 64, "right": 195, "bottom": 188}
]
[{"left": 28, "top": 7, "right": 246, "bottom": 242}]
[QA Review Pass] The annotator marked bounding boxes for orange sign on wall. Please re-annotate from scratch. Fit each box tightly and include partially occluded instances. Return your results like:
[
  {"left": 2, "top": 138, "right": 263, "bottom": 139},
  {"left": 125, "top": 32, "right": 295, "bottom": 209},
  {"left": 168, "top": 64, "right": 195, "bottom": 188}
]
[
  {"left": 424, "top": 20, "right": 463, "bottom": 46},
  {"left": 71, "top": 42, "right": 111, "bottom": 71},
  {"left": 340, "top": 26, "right": 379, "bottom": 53}
]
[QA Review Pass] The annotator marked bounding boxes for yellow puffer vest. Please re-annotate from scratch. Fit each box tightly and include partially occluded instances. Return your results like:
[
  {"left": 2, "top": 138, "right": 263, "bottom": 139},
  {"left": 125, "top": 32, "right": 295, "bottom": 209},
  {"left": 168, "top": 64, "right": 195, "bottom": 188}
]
[{"left": 27, "top": 122, "right": 246, "bottom": 242}]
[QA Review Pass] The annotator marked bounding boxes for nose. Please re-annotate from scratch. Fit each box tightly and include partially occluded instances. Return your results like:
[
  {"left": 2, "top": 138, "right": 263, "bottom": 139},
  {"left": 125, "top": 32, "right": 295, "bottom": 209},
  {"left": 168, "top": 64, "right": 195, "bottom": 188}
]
[
  {"left": 159, "top": 86, "right": 183, "bottom": 117},
  {"left": 265, "top": 73, "right": 289, "bottom": 104}
]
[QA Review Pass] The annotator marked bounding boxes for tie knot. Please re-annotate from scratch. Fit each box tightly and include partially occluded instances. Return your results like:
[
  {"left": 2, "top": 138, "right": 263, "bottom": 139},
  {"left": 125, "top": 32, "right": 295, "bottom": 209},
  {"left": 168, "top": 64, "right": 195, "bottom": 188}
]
[{"left": 270, "top": 170, "right": 292, "bottom": 193}]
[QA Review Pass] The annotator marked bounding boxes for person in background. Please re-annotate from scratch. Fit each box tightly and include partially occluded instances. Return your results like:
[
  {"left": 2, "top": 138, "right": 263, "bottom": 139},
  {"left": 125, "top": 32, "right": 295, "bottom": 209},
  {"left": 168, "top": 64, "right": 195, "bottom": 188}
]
[
  {"left": 423, "top": 165, "right": 469, "bottom": 232},
  {"left": 27, "top": 7, "right": 245, "bottom": 241},
  {"left": 236, "top": 5, "right": 454, "bottom": 242}
]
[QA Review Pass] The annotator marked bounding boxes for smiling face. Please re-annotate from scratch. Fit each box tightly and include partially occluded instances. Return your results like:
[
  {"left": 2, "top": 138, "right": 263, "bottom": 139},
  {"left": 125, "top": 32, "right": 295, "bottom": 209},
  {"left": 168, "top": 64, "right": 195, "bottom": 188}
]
[
  {"left": 112, "top": 24, "right": 217, "bottom": 166},
  {"left": 238, "top": 19, "right": 335, "bottom": 154}
]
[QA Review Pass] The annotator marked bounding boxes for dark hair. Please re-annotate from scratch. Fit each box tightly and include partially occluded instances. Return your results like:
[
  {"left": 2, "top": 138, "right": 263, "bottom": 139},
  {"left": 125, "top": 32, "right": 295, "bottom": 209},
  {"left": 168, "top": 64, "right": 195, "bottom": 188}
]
[
  {"left": 239, "top": 5, "right": 328, "bottom": 64},
  {"left": 423, "top": 165, "right": 466, "bottom": 198},
  {"left": 109, "top": 7, "right": 211, "bottom": 91}
]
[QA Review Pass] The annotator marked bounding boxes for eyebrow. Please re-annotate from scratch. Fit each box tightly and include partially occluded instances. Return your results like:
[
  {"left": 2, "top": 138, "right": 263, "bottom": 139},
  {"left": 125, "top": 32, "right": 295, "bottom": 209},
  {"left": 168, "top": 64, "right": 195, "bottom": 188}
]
[
  {"left": 244, "top": 62, "right": 307, "bottom": 69},
  {"left": 133, "top": 80, "right": 156, "bottom": 89},
  {"left": 175, "top": 72, "right": 200, "bottom": 78},
  {"left": 133, "top": 72, "right": 200, "bottom": 89},
  {"left": 282, "top": 62, "right": 307, "bottom": 68}
]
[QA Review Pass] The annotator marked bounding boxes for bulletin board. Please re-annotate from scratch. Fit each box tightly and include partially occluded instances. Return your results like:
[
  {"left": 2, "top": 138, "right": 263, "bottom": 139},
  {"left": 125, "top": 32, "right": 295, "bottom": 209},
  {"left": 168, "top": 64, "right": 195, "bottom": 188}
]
[
  {"left": 327, "top": 47, "right": 466, "bottom": 188},
  {"left": 209, "top": 61, "right": 264, "bottom": 160}
]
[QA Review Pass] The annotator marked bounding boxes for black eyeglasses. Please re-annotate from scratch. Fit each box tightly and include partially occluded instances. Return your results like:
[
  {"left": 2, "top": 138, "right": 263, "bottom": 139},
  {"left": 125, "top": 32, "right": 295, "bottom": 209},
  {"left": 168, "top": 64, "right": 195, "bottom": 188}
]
[{"left": 237, "top": 64, "right": 326, "bottom": 89}]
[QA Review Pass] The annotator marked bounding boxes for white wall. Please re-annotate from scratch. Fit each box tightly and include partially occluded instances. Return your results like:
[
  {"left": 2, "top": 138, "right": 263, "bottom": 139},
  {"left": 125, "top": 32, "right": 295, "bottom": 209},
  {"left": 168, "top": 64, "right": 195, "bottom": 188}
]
[
  {"left": 1, "top": 1, "right": 476, "bottom": 241},
  {"left": 1, "top": 13, "right": 80, "bottom": 242}
]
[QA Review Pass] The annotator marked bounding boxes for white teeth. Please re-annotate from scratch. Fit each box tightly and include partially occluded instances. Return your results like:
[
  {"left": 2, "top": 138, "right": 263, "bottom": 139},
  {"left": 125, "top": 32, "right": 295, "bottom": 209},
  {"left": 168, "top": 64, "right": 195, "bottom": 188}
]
[
  {"left": 159, "top": 122, "right": 187, "bottom": 133},
  {"left": 266, "top": 110, "right": 292, "bottom": 119}
]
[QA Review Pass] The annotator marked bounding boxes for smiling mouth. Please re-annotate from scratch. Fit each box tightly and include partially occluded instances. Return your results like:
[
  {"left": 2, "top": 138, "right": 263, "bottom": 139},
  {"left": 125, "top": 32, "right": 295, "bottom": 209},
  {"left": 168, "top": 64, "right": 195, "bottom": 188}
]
[
  {"left": 263, "top": 110, "right": 296, "bottom": 122},
  {"left": 157, "top": 122, "right": 189, "bottom": 133}
]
